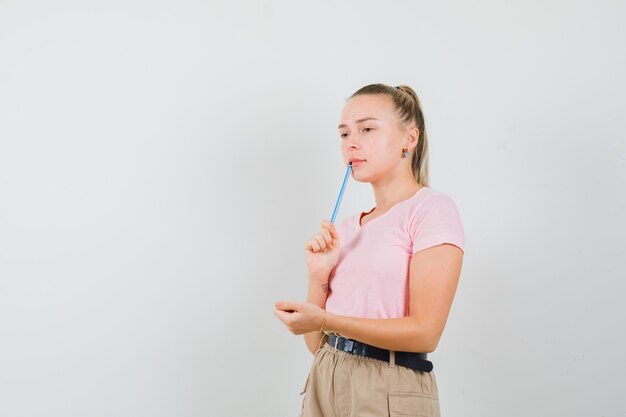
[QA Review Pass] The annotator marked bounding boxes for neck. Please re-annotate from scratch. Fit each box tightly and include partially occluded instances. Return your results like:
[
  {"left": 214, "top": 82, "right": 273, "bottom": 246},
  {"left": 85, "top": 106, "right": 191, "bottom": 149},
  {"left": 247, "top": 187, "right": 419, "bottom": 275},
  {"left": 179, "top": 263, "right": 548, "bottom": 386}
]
[{"left": 370, "top": 173, "right": 422, "bottom": 212}]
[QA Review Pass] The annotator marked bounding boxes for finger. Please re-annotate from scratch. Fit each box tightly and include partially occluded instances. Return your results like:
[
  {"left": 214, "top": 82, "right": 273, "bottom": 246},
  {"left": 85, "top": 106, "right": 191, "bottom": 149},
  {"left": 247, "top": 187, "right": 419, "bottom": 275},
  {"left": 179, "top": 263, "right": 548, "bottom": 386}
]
[
  {"left": 320, "top": 228, "right": 332, "bottom": 246},
  {"left": 317, "top": 232, "right": 329, "bottom": 248},
  {"left": 322, "top": 220, "right": 337, "bottom": 234},
  {"left": 305, "top": 239, "right": 319, "bottom": 253},
  {"left": 314, "top": 234, "right": 326, "bottom": 250},
  {"left": 274, "top": 309, "right": 290, "bottom": 322},
  {"left": 273, "top": 309, "right": 283, "bottom": 320},
  {"left": 307, "top": 238, "right": 321, "bottom": 253},
  {"left": 324, "top": 223, "right": 338, "bottom": 242},
  {"left": 275, "top": 301, "right": 301, "bottom": 311}
]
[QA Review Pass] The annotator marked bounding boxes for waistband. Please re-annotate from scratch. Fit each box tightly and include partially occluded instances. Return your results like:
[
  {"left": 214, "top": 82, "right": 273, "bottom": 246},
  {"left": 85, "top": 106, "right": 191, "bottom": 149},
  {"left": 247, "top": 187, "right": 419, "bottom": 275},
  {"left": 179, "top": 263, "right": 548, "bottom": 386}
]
[{"left": 326, "top": 334, "right": 433, "bottom": 373}]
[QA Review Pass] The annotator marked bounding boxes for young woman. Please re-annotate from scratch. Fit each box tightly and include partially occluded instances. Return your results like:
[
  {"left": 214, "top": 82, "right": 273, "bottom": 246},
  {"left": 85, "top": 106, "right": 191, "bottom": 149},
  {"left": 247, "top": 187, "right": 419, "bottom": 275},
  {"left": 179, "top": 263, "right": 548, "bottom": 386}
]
[{"left": 274, "top": 83, "right": 465, "bottom": 417}]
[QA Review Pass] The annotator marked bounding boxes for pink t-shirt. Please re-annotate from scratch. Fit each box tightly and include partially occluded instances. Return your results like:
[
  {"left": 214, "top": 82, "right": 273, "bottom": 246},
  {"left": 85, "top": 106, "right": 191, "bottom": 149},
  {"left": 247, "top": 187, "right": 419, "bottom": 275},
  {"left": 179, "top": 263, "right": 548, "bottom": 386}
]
[{"left": 325, "top": 186, "right": 465, "bottom": 319}]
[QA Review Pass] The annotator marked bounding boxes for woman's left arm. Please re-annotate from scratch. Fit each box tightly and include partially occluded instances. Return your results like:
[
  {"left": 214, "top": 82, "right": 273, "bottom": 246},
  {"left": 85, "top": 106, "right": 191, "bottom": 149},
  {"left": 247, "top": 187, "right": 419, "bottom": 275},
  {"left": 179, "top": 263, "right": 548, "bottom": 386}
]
[{"left": 274, "top": 243, "right": 463, "bottom": 353}]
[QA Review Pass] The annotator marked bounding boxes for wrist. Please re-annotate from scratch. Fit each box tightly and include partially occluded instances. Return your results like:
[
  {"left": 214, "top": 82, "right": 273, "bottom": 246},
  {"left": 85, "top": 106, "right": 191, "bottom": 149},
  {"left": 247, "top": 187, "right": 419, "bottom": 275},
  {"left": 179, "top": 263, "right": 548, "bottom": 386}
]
[
  {"left": 308, "top": 280, "right": 330, "bottom": 296},
  {"left": 306, "top": 280, "right": 329, "bottom": 307},
  {"left": 323, "top": 311, "right": 341, "bottom": 334},
  {"left": 319, "top": 309, "right": 327, "bottom": 333},
  {"left": 308, "top": 270, "right": 330, "bottom": 283}
]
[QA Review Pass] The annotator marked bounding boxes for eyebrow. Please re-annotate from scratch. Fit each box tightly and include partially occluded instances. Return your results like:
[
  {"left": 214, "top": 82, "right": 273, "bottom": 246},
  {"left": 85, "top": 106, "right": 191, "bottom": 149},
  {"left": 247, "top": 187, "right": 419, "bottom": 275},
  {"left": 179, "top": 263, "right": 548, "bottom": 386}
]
[{"left": 338, "top": 117, "right": 379, "bottom": 129}]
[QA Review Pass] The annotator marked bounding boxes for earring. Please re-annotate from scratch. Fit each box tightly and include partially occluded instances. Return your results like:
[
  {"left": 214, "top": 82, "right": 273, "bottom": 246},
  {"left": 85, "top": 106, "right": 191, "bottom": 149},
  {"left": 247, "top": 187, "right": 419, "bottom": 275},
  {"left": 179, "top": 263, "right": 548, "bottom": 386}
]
[{"left": 402, "top": 148, "right": 410, "bottom": 158}]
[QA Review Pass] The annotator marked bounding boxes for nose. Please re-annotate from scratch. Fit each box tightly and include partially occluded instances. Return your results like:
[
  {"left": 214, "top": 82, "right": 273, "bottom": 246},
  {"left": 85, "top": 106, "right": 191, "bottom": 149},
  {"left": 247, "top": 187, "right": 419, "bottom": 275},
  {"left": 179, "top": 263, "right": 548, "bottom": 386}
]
[{"left": 343, "top": 134, "right": 362, "bottom": 150}]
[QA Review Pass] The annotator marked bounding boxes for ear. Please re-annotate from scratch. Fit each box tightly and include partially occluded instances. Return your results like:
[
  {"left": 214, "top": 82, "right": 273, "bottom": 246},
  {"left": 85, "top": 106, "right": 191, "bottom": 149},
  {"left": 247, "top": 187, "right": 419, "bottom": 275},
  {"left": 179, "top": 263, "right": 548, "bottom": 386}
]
[{"left": 405, "top": 127, "right": 420, "bottom": 150}]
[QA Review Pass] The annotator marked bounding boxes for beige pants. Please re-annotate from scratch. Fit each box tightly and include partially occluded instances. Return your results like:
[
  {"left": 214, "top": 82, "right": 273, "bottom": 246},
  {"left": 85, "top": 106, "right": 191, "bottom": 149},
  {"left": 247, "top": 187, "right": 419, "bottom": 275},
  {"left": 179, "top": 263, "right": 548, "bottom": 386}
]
[{"left": 299, "top": 334, "right": 440, "bottom": 417}]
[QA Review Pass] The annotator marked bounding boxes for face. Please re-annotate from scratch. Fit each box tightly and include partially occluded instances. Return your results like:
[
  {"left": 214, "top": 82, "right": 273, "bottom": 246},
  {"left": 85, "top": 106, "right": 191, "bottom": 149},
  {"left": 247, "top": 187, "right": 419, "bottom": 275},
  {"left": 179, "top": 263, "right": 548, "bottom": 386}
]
[{"left": 337, "top": 94, "right": 416, "bottom": 182}]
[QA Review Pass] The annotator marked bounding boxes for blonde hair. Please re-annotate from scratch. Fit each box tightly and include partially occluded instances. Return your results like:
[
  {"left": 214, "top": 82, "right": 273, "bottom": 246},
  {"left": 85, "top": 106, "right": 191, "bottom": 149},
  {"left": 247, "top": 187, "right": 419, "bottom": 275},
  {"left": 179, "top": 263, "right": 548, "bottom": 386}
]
[{"left": 349, "top": 83, "right": 429, "bottom": 186}]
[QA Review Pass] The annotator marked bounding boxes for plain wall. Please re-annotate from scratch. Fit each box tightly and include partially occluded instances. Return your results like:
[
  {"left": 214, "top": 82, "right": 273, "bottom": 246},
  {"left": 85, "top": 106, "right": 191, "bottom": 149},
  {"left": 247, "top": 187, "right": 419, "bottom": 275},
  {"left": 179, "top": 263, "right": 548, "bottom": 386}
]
[{"left": 1, "top": 1, "right": 625, "bottom": 416}]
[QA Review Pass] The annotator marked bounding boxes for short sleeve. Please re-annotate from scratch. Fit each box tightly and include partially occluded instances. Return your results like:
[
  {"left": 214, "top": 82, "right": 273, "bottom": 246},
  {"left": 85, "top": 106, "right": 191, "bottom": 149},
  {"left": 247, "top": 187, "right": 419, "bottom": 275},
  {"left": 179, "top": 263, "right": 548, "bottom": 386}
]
[{"left": 408, "top": 192, "right": 465, "bottom": 255}]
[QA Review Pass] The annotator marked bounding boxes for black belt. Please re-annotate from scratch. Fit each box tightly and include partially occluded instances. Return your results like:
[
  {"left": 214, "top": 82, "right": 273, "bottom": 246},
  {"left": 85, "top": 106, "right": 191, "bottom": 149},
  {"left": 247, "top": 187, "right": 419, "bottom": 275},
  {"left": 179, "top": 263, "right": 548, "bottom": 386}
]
[{"left": 326, "top": 334, "right": 433, "bottom": 373}]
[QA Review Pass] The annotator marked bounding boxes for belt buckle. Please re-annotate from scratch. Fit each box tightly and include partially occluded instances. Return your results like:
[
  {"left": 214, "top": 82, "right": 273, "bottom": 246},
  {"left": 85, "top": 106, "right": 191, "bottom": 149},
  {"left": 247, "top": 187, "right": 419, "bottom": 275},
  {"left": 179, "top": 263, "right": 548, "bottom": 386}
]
[
  {"left": 333, "top": 335, "right": 355, "bottom": 353},
  {"left": 334, "top": 335, "right": 344, "bottom": 349}
]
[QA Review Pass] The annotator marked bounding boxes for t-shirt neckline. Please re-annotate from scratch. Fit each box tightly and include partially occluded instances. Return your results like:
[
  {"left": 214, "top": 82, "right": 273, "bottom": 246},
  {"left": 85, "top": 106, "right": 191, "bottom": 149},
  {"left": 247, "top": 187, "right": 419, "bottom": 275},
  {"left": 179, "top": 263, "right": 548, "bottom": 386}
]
[{"left": 357, "top": 186, "right": 429, "bottom": 228}]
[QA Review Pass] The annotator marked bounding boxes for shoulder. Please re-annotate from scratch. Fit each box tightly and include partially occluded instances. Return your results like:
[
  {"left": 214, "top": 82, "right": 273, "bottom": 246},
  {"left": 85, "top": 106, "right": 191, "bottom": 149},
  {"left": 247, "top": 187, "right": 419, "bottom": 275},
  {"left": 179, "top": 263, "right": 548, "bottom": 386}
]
[
  {"left": 410, "top": 187, "right": 462, "bottom": 216},
  {"left": 407, "top": 187, "right": 465, "bottom": 253}
]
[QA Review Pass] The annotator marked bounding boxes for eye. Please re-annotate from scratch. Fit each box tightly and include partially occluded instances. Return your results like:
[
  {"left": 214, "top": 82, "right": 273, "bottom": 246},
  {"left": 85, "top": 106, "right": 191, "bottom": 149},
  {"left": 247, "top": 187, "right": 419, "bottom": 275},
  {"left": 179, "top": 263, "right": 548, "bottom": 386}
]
[
  {"left": 339, "top": 133, "right": 348, "bottom": 139},
  {"left": 363, "top": 127, "right": 374, "bottom": 133}
]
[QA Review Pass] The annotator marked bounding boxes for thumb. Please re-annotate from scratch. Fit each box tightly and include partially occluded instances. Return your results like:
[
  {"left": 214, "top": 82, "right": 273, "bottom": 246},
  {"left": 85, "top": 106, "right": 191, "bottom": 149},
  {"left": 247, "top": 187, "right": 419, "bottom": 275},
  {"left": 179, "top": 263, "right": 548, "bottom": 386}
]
[{"left": 330, "top": 227, "right": 340, "bottom": 243}]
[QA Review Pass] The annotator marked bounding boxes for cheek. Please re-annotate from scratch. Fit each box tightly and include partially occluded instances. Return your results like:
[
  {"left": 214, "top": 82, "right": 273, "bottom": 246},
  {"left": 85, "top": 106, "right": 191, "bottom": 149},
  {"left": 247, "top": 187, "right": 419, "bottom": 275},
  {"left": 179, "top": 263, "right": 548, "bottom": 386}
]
[
  {"left": 340, "top": 146, "right": 349, "bottom": 161},
  {"left": 370, "top": 137, "right": 396, "bottom": 157}
]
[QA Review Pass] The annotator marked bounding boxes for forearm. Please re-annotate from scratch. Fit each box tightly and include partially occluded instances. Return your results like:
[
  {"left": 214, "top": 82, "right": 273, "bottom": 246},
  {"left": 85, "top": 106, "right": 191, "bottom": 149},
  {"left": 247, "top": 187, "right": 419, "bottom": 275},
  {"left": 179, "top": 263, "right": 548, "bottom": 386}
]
[
  {"left": 303, "top": 273, "right": 329, "bottom": 355},
  {"left": 324, "top": 313, "right": 437, "bottom": 353}
]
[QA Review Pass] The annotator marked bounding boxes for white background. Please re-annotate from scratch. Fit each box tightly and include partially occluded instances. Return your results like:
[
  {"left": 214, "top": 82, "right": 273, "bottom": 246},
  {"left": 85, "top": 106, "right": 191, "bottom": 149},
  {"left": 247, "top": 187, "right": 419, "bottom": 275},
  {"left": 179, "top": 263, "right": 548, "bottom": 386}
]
[{"left": 1, "top": 1, "right": 625, "bottom": 416}]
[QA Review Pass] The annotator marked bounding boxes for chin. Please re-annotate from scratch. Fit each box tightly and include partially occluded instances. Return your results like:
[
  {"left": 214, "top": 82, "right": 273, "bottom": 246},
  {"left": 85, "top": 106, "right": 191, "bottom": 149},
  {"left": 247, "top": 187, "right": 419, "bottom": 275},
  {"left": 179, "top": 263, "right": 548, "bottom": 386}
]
[{"left": 351, "top": 170, "right": 374, "bottom": 184}]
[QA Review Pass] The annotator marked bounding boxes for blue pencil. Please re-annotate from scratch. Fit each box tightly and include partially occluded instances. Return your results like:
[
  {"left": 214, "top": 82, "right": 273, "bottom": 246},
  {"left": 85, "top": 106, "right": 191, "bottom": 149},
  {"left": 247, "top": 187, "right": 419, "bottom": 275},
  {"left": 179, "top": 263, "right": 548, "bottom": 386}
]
[{"left": 331, "top": 163, "right": 352, "bottom": 224}]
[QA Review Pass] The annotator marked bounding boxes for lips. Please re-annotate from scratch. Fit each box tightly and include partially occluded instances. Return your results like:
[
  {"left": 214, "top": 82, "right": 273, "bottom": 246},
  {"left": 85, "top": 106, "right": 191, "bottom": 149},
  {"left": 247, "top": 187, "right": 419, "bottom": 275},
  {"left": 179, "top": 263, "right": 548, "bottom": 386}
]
[{"left": 349, "top": 158, "right": 366, "bottom": 165}]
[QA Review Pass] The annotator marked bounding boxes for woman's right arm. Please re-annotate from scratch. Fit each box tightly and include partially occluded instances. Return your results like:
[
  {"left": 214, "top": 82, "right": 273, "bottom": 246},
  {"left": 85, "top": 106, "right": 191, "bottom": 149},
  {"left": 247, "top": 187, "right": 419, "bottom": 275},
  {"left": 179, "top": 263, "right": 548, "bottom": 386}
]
[
  {"left": 302, "top": 219, "right": 341, "bottom": 355},
  {"left": 304, "top": 271, "right": 331, "bottom": 355}
]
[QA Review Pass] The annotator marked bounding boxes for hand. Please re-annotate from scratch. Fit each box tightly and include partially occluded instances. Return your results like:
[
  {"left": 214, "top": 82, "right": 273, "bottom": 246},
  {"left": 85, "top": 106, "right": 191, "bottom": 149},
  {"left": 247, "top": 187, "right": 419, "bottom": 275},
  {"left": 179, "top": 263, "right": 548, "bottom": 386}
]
[
  {"left": 274, "top": 301, "right": 325, "bottom": 335},
  {"left": 304, "top": 220, "right": 341, "bottom": 279}
]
